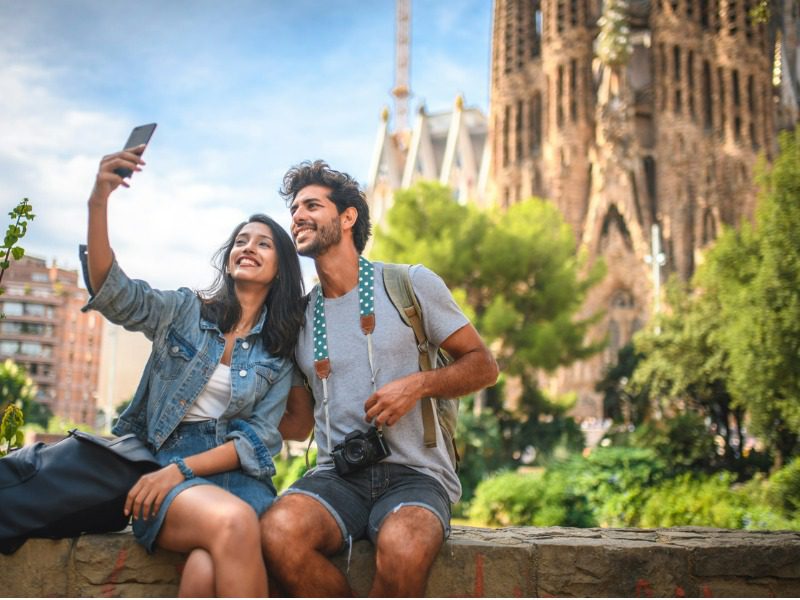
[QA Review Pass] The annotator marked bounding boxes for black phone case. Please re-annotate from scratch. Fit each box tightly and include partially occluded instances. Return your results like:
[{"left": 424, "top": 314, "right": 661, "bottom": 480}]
[{"left": 114, "top": 123, "right": 157, "bottom": 178}]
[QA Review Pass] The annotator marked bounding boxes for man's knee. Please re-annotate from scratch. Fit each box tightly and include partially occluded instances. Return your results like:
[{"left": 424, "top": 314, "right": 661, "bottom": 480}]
[
  {"left": 376, "top": 506, "right": 444, "bottom": 564},
  {"left": 261, "top": 494, "right": 342, "bottom": 556}
]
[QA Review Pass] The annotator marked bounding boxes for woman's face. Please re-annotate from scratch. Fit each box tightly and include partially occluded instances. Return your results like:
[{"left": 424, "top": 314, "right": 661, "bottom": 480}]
[{"left": 227, "top": 221, "right": 279, "bottom": 289}]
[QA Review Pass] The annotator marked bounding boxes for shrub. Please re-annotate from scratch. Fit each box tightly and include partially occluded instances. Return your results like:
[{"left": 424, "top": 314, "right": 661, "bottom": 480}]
[
  {"left": 273, "top": 448, "right": 315, "bottom": 493},
  {"left": 468, "top": 468, "right": 595, "bottom": 527},
  {"left": 468, "top": 470, "right": 546, "bottom": 526},
  {"left": 561, "top": 446, "right": 668, "bottom": 527},
  {"left": 639, "top": 472, "right": 747, "bottom": 528},
  {"left": 766, "top": 456, "right": 800, "bottom": 517}
]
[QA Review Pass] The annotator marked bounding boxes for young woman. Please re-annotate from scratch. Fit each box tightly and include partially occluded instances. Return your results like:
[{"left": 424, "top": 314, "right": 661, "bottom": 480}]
[{"left": 84, "top": 146, "right": 308, "bottom": 597}]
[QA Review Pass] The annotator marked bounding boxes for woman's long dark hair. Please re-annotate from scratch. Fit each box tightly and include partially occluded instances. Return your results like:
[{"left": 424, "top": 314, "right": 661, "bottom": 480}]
[{"left": 199, "top": 214, "right": 306, "bottom": 359}]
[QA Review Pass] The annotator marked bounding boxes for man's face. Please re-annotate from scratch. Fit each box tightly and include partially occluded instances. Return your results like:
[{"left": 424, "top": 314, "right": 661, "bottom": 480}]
[{"left": 289, "top": 184, "right": 342, "bottom": 258}]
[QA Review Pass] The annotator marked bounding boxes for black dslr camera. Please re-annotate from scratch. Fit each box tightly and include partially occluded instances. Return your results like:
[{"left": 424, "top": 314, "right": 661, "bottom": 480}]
[{"left": 331, "top": 426, "right": 392, "bottom": 475}]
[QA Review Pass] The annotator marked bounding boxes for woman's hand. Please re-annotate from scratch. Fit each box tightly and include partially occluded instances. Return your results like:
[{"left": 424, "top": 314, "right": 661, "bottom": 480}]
[
  {"left": 89, "top": 146, "right": 146, "bottom": 205},
  {"left": 86, "top": 146, "right": 147, "bottom": 292},
  {"left": 124, "top": 463, "right": 184, "bottom": 521}
]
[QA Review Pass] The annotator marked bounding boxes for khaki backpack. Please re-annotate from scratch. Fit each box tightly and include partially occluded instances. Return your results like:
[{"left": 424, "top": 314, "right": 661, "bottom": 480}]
[{"left": 382, "top": 263, "right": 460, "bottom": 471}]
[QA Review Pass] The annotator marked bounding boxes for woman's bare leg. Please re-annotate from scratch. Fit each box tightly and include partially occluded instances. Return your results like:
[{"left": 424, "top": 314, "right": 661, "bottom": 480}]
[
  {"left": 155, "top": 485, "right": 267, "bottom": 597},
  {"left": 179, "top": 549, "right": 214, "bottom": 597}
]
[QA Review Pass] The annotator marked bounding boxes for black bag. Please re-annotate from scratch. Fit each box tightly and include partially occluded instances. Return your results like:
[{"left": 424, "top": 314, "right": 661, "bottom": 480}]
[{"left": 0, "top": 429, "right": 159, "bottom": 554}]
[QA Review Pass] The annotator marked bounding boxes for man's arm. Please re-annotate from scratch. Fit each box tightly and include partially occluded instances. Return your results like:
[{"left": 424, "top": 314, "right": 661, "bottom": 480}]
[
  {"left": 363, "top": 323, "right": 498, "bottom": 427},
  {"left": 278, "top": 385, "right": 315, "bottom": 441}
]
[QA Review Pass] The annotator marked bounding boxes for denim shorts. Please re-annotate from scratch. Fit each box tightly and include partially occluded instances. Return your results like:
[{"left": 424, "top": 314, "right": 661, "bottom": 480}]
[
  {"left": 284, "top": 463, "right": 451, "bottom": 549},
  {"left": 132, "top": 420, "right": 276, "bottom": 553}
]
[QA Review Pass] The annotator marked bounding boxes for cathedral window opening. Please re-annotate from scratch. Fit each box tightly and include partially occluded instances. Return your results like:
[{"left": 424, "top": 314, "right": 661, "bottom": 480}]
[
  {"left": 702, "top": 207, "right": 717, "bottom": 244},
  {"left": 503, "top": 104, "right": 511, "bottom": 167},
  {"left": 747, "top": 74, "right": 759, "bottom": 149},
  {"left": 717, "top": 66, "right": 726, "bottom": 139},
  {"left": 659, "top": 43, "right": 668, "bottom": 112},
  {"left": 570, "top": 58, "right": 578, "bottom": 121},
  {"left": 688, "top": 50, "right": 696, "bottom": 120},
  {"left": 530, "top": 91, "right": 542, "bottom": 153},
  {"left": 670, "top": 0, "right": 679, "bottom": 15},
  {"left": 702, "top": 60, "right": 713, "bottom": 130},
  {"left": 611, "top": 290, "right": 635, "bottom": 309},
  {"left": 571, "top": 0, "right": 579, "bottom": 26},
  {"left": 700, "top": 0, "right": 710, "bottom": 28},
  {"left": 728, "top": 0, "right": 738, "bottom": 35},
  {"left": 732, "top": 68, "right": 742, "bottom": 140},
  {"left": 743, "top": 0, "right": 754, "bottom": 40},
  {"left": 687, "top": 0, "right": 695, "bottom": 19},
  {"left": 557, "top": 0, "right": 566, "bottom": 33},
  {"left": 533, "top": 5, "right": 543, "bottom": 56},
  {"left": 643, "top": 156, "right": 658, "bottom": 222},
  {"left": 673, "top": 45, "right": 682, "bottom": 114},
  {"left": 557, "top": 65, "right": 565, "bottom": 127},
  {"left": 516, "top": 99, "right": 525, "bottom": 161}
]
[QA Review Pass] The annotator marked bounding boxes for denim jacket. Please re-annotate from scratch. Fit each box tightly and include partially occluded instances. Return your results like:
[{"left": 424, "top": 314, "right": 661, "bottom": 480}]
[{"left": 80, "top": 248, "right": 291, "bottom": 482}]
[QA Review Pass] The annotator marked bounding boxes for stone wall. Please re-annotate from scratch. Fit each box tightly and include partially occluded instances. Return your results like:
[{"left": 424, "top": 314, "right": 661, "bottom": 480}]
[{"left": 3, "top": 526, "right": 800, "bottom": 597}]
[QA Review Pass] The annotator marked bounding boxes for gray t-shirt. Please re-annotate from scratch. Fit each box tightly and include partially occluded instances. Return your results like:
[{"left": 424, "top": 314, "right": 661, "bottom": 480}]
[{"left": 295, "top": 262, "right": 468, "bottom": 502}]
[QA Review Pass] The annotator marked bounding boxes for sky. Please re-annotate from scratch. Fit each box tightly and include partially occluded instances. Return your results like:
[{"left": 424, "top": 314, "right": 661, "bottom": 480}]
[{"left": 0, "top": 0, "right": 492, "bottom": 290}]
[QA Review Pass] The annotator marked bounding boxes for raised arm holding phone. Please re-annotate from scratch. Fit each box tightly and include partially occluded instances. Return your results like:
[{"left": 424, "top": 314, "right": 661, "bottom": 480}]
[{"left": 84, "top": 127, "right": 308, "bottom": 597}]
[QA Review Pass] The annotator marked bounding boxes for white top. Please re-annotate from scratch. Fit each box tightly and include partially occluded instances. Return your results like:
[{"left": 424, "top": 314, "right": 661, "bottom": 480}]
[{"left": 183, "top": 362, "right": 231, "bottom": 422}]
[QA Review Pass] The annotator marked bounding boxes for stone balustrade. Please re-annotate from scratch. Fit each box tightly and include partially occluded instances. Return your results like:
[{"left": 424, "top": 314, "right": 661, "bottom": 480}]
[{"left": 3, "top": 526, "right": 800, "bottom": 597}]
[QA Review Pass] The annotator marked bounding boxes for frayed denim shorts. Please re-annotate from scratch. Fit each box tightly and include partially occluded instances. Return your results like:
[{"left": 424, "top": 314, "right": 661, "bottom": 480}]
[
  {"left": 284, "top": 462, "right": 451, "bottom": 550},
  {"left": 132, "top": 420, "right": 276, "bottom": 553}
]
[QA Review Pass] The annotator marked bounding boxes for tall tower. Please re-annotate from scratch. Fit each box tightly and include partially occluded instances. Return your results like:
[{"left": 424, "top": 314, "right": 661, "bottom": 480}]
[
  {"left": 393, "top": 0, "right": 411, "bottom": 135},
  {"left": 490, "top": 0, "right": 799, "bottom": 419}
]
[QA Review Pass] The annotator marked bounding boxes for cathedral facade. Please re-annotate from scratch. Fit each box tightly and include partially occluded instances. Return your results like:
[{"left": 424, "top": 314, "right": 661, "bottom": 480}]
[{"left": 489, "top": 0, "right": 800, "bottom": 418}]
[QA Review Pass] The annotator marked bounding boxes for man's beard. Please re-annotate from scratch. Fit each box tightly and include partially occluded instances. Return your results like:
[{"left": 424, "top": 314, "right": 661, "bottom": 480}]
[{"left": 296, "top": 215, "right": 343, "bottom": 258}]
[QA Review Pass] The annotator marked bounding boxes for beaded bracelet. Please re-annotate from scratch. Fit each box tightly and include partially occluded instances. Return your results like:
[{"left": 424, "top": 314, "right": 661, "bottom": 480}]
[{"left": 170, "top": 457, "right": 195, "bottom": 480}]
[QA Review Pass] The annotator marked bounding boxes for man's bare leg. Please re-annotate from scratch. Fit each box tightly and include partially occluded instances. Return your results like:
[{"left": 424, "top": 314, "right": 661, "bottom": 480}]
[
  {"left": 261, "top": 494, "right": 352, "bottom": 597},
  {"left": 370, "top": 506, "right": 444, "bottom": 597}
]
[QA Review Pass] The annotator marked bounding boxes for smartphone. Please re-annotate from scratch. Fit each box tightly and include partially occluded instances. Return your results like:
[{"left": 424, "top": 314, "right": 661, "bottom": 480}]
[{"left": 114, "top": 123, "right": 157, "bottom": 178}]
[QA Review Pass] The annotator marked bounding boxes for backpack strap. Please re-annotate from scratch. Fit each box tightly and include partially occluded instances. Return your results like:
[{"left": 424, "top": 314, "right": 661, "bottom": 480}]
[{"left": 382, "top": 263, "right": 438, "bottom": 448}]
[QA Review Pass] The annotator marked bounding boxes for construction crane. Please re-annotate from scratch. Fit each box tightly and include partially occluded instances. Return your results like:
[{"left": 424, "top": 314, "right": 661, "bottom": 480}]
[{"left": 392, "top": 0, "right": 411, "bottom": 133}]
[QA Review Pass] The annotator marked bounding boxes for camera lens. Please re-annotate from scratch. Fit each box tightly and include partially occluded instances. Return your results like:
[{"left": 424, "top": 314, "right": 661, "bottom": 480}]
[{"left": 344, "top": 440, "right": 367, "bottom": 463}]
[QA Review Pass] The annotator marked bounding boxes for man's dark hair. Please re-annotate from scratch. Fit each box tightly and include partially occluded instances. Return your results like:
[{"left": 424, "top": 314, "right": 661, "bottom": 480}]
[
  {"left": 280, "top": 160, "right": 371, "bottom": 254},
  {"left": 200, "top": 213, "right": 306, "bottom": 359}
]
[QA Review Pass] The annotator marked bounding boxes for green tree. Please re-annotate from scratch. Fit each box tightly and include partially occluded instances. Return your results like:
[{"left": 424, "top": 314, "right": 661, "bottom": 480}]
[
  {"left": 699, "top": 129, "right": 800, "bottom": 467},
  {"left": 371, "top": 182, "right": 604, "bottom": 403},
  {"left": 628, "top": 280, "right": 744, "bottom": 469},
  {"left": 371, "top": 182, "right": 602, "bottom": 481},
  {"left": 0, "top": 358, "right": 51, "bottom": 428}
]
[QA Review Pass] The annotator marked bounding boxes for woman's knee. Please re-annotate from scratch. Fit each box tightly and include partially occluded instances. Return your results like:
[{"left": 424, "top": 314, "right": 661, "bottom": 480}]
[{"left": 209, "top": 499, "right": 260, "bottom": 549}]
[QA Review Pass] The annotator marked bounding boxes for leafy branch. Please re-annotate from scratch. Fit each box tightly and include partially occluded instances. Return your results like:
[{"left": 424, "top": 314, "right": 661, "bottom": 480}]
[
  {"left": 0, "top": 404, "right": 24, "bottom": 457},
  {"left": 0, "top": 198, "right": 35, "bottom": 454},
  {"left": 0, "top": 197, "right": 35, "bottom": 291}
]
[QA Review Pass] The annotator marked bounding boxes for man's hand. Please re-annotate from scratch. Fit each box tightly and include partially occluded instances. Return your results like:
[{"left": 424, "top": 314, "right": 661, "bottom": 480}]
[
  {"left": 364, "top": 373, "right": 423, "bottom": 427},
  {"left": 363, "top": 323, "right": 498, "bottom": 429},
  {"left": 124, "top": 463, "right": 184, "bottom": 521}
]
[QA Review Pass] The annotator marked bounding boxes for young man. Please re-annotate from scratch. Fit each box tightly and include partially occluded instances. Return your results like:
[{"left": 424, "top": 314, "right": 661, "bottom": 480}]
[{"left": 261, "top": 160, "right": 498, "bottom": 597}]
